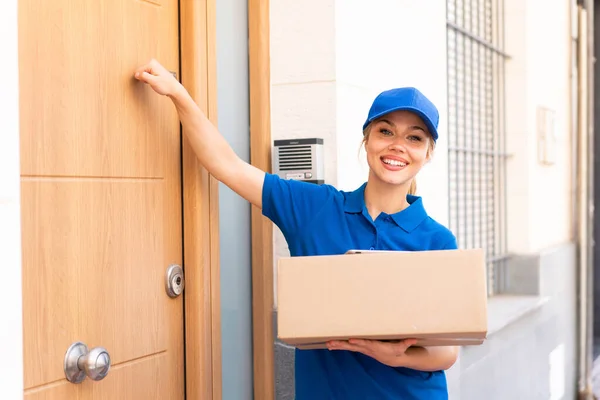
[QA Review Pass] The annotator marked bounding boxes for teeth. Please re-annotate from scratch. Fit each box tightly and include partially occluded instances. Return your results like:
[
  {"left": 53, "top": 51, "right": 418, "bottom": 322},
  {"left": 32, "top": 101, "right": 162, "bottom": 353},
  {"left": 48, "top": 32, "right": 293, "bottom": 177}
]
[{"left": 383, "top": 159, "right": 407, "bottom": 167}]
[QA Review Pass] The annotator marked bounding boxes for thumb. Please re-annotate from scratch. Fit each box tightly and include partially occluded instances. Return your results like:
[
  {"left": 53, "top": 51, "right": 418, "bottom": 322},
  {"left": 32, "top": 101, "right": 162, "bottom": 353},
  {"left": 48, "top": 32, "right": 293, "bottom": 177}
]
[{"left": 397, "top": 339, "right": 418, "bottom": 353}]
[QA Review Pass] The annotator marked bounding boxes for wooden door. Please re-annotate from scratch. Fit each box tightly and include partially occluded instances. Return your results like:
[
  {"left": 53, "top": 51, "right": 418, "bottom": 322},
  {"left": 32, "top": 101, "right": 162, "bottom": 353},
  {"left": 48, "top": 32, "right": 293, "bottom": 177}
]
[{"left": 18, "top": 0, "right": 185, "bottom": 398}]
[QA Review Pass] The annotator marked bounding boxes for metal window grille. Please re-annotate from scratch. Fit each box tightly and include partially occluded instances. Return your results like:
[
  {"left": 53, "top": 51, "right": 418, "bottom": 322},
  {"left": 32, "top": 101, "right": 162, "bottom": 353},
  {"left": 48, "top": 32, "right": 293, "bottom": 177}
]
[{"left": 446, "top": 0, "right": 509, "bottom": 295}]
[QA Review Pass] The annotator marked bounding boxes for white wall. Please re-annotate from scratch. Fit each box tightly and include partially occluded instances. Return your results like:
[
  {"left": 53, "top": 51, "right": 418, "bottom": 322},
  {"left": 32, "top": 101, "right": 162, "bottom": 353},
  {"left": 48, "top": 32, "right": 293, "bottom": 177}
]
[
  {"left": 525, "top": 0, "right": 572, "bottom": 252},
  {"left": 270, "top": 0, "right": 337, "bottom": 303},
  {"left": 270, "top": 0, "right": 337, "bottom": 186},
  {"left": 334, "top": 0, "right": 449, "bottom": 226},
  {"left": 270, "top": 0, "right": 448, "bottom": 303},
  {"left": 270, "top": 0, "right": 573, "bottom": 297},
  {"left": 270, "top": 0, "right": 447, "bottom": 208},
  {"left": 0, "top": 0, "right": 24, "bottom": 398},
  {"left": 505, "top": 0, "right": 572, "bottom": 254}
]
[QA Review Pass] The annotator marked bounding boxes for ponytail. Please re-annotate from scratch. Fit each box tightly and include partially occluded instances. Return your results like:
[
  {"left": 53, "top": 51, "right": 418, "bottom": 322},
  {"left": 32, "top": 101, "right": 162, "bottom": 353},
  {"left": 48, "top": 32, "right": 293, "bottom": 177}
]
[{"left": 408, "top": 179, "right": 417, "bottom": 195}]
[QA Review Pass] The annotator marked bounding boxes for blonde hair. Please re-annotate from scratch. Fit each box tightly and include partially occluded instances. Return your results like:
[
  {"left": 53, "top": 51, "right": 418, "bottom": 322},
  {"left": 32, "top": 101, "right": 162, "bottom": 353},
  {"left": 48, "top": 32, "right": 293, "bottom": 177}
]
[
  {"left": 408, "top": 179, "right": 418, "bottom": 196},
  {"left": 362, "top": 123, "right": 435, "bottom": 196}
]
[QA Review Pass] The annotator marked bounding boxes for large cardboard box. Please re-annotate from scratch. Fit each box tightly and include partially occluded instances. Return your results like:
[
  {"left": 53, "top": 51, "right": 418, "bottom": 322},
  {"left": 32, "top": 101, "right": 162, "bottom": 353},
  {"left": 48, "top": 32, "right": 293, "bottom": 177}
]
[{"left": 277, "top": 249, "right": 488, "bottom": 349}]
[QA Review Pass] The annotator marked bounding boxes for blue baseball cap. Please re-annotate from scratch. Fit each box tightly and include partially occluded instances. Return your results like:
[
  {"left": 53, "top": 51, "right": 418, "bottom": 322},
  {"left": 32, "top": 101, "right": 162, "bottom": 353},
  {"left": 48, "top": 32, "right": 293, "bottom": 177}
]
[{"left": 362, "top": 87, "right": 440, "bottom": 141}]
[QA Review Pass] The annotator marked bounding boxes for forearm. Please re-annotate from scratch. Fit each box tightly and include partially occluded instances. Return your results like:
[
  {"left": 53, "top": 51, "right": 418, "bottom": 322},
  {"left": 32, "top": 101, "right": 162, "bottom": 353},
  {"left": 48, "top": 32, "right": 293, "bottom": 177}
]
[
  {"left": 169, "top": 87, "right": 240, "bottom": 181},
  {"left": 397, "top": 346, "right": 459, "bottom": 372},
  {"left": 168, "top": 86, "right": 265, "bottom": 206}
]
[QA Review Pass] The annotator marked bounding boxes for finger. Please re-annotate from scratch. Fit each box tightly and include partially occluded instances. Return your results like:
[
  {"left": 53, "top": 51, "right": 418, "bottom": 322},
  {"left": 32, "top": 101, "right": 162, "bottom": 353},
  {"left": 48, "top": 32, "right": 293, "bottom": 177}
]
[
  {"left": 348, "top": 339, "right": 369, "bottom": 346},
  {"left": 350, "top": 339, "right": 410, "bottom": 357},
  {"left": 134, "top": 60, "right": 162, "bottom": 79},
  {"left": 348, "top": 339, "right": 375, "bottom": 350},
  {"left": 402, "top": 338, "right": 418, "bottom": 348},
  {"left": 346, "top": 339, "right": 379, "bottom": 354},
  {"left": 134, "top": 71, "right": 158, "bottom": 84},
  {"left": 393, "top": 339, "right": 418, "bottom": 354},
  {"left": 328, "top": 341, "right": 372, "bottom": 355},
  {"left": 327, "top": 340, "right": 353, "bottom": 350},
  {"left": 134, "top": 63, "right": 152, "bottom": 77}
]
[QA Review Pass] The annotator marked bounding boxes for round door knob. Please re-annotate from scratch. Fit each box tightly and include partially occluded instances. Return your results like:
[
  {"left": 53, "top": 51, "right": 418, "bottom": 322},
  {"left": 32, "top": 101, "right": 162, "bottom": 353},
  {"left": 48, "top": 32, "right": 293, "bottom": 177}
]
[{"left": 64, "top": 342, "right": 111, "bottom": 384}]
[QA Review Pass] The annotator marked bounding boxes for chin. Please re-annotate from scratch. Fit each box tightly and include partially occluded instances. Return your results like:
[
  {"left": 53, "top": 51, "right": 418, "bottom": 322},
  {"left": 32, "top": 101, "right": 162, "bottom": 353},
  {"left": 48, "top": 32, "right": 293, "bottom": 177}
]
[{"left": 375, "top": 172, "right": 411, "bottom": 187}]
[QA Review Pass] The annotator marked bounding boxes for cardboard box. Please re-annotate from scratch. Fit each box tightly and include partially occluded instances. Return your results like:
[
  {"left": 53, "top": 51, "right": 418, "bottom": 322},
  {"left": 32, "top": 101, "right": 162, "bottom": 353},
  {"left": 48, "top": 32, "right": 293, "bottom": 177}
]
[{"left": 276, "top": 249, "right": 488, "bottom": 349}]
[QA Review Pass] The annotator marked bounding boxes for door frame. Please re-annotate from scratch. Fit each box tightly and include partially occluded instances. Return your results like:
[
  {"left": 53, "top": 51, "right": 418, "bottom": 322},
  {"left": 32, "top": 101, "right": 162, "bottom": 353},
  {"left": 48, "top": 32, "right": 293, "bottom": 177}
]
[
  {"left": 184, "top": 0, "right": 275, "bottom": 398},
  {"left": 185, "top": 0, "right": 275, "bottom": 398},
  {"left": 180, "top": 1, "right": 222, "bottom": 399},
  {"left": 248, "top": 0, "right": 275, "bottom": 399}
]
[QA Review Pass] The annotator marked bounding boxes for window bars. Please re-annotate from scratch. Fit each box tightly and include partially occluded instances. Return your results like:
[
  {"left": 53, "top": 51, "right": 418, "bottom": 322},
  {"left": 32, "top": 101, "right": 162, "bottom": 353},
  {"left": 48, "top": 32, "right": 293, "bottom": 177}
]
[{"left": 446, "top": 0, "right": 509, "bottom": 295}]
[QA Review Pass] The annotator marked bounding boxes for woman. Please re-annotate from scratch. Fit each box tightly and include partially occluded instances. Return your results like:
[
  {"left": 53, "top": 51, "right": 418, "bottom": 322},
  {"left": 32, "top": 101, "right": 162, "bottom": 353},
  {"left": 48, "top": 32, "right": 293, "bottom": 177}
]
[{"left": 135, "top": 59, "right": 459, "bottom": 400}]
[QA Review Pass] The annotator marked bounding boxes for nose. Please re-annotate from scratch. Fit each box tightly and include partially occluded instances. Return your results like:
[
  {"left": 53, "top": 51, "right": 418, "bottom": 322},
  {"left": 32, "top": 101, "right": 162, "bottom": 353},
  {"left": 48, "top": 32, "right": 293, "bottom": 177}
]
[{"left": 388, "top": 138, "right": 407, "bottom": 152}]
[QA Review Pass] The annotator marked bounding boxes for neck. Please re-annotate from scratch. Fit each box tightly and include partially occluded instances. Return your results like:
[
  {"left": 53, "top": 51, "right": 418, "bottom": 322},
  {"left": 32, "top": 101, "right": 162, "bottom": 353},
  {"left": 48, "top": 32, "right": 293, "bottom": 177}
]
[{"left": 364, "top": 172, "right": 411, "bottom": 221}]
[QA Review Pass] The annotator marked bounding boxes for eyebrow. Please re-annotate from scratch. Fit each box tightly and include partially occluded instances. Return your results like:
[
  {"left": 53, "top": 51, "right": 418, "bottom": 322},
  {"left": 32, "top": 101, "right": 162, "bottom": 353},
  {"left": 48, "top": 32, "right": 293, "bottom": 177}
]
[
  {"left": 379, "top": 119, "right": 427, "bottom": 133},
  {"left": 410, "top": 125, "right": 427, "bottom": 133}
]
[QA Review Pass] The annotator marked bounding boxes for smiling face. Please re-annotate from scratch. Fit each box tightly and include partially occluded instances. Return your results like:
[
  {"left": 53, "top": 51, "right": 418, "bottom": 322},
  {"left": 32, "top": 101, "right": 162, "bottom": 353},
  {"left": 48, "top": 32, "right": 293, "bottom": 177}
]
[{"left": 363, "top": 110, "right": 434, "bottom": 187}]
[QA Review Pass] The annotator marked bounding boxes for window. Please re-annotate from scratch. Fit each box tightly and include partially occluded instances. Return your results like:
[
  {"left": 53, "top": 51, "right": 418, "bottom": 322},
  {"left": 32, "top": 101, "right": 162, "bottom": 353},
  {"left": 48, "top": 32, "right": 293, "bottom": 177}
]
[{"left": 446, "top": 0, "right": 509, "bottom": 295}]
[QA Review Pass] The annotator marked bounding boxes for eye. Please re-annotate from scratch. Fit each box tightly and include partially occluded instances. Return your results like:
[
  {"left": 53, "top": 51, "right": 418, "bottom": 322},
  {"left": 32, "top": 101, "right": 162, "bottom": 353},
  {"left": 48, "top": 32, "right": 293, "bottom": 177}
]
[
  {"left": 408, "top": 135, "right": 423, "bottom": 142},
  {"left": 379, "top": 128, "right": 393, "bottom": 136}
]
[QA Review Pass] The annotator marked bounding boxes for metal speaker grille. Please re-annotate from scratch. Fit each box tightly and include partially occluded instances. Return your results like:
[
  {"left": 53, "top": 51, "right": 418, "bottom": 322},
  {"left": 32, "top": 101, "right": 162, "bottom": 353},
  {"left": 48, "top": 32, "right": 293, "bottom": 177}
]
[{"left": 277, "top": 145, "right": 313, "bottom": 171}]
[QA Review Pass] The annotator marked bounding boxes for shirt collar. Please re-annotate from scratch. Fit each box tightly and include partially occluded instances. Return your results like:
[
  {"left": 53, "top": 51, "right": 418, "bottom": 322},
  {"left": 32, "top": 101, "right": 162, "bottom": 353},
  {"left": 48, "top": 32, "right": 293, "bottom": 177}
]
[
  {"left": 390, "top": 195, "right": 428, "bottom": 232},
  {"left": 343, "top": 184, "right": 429, "bottom": 233},
  {"left": 343, "top": 183, "right": 367, "bottom": 214}
]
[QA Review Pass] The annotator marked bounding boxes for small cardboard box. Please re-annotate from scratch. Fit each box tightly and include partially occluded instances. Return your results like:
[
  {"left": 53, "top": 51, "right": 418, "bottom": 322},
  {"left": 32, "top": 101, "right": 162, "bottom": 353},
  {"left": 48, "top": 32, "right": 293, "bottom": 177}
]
[{"left": 277, "top": 249, "right": 488, "bottom": 349}]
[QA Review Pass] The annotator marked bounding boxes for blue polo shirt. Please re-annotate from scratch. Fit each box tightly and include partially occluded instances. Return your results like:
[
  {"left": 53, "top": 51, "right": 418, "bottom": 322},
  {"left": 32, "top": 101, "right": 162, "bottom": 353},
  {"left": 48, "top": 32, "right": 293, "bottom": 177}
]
[{"left": 262, "top": 173, "right": 458, "bottom": 400}]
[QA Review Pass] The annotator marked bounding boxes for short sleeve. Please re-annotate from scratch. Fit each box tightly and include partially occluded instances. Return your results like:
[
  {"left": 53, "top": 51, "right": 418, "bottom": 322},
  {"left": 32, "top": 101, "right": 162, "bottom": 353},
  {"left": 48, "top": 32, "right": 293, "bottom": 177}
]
[
  {"left": 262, "top": 173, "right": 336, "bottom": 238},
  {"left": 440, "top": 232, "right": 458, "bottom": 250}
]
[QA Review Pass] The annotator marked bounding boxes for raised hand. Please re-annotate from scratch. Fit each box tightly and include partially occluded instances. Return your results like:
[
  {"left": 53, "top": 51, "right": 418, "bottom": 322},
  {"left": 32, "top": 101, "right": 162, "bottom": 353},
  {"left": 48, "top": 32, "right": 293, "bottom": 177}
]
[{"left": 134, "top": 59, "right": 182, "bottom": 97}]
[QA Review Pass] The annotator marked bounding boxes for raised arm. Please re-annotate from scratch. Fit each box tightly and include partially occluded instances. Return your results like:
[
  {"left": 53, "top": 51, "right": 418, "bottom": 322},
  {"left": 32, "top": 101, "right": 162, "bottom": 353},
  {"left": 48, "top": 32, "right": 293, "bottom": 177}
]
[{"left": 134, "top": 59, "right": 265, "bottom": 208}]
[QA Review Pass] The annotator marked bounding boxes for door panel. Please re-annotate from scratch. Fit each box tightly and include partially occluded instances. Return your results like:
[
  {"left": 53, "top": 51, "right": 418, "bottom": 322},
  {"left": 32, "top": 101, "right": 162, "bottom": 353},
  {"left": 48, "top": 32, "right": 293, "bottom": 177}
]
[
  {"left": 21, "top": 181, "right": 170, "bottom": 386},
  {"left": 19, "top": 0, "right": 179, "bottom": 178},
  {"left": 19, "top": 0, "right": 184, "bottom": 398},
  {"left": 25, "top": 353, "right": 170, "bottom": 399}
]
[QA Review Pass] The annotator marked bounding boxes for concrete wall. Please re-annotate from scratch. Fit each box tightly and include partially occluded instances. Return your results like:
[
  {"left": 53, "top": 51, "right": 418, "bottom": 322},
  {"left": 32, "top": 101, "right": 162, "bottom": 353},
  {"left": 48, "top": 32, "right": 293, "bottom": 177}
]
[
  {"left": 504, "top": 0, "right": 573, "bottom": 255},
  {"left": 269, "top": 0, "right": 578, "bottom": 399},
  {"left": 446, "top": 244, "right": 577, "bottom": 400},
  {"left": 0, "top": 0, "right": 24, "bottom": 398}
]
